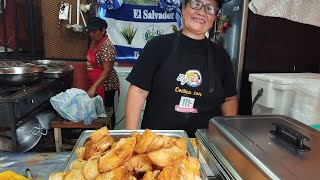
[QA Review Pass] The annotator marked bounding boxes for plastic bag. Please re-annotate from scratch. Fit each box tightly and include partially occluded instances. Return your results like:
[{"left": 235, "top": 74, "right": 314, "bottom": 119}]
[
  {"left": 290, "top": 79, "right": 320, "bottom": 125},
  {"left": 50, "top": 88, "right": 106, "bottom": 125}
]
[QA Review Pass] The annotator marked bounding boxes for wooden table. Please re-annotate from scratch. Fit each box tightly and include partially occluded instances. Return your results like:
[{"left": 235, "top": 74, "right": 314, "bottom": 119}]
[{"left": 51, "top": 107, "right": 113, "bottom": 152}]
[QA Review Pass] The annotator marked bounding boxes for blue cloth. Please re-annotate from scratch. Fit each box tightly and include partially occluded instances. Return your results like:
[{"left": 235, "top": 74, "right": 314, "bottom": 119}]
[{"left": 50, "top": 88, "right": 107, "bottom": 125}]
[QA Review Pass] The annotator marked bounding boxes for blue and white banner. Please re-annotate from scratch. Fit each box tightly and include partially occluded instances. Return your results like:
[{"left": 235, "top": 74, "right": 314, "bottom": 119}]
[{"left": 103, "top": 0, "right": 182, "bottom": 63}]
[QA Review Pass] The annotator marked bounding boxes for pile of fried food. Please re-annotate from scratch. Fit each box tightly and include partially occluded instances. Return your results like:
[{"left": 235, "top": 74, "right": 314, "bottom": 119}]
[{"left": 49, "top": 127, "right": 202, "bottom": 180}]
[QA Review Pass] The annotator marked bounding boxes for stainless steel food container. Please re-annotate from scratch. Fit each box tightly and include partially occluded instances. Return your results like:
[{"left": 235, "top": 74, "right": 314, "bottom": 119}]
[
  {"left": 62, "top": 130, "right": 209, "bottom": 180},
  {"left": 196, "top": 115, "right": 320, "bottom": 180}
]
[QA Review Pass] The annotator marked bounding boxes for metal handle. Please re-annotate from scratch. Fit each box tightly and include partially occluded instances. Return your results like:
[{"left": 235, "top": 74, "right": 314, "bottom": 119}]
[
  {"left": 270, "top": 122, "right": 311, "bottom": 152},
  {"left": 31, "top": 126, "right": 41, "bottom": 135},
  {"left": 31, "top": 126, "right": 47, "bottom": 136}
]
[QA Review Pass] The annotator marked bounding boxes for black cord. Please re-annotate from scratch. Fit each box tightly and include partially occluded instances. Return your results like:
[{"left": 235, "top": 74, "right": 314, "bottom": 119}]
[
  {"left": 251, "top": 88, "right": 263, "bottom": 114},
  {"left": 114, "top": 110, "right": 144, "bottom": 127},
  {"left": 115, "top": 116, "right": 125, "bottom": 126}
]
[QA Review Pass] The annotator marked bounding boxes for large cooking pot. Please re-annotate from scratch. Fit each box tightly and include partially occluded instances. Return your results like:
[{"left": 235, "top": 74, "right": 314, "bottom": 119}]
[
  {"left": 16, "top": 117, "right": 47, "bottom": 152},
  {"left": 0, "top": 67, "right": 47, "bottom": 85}
]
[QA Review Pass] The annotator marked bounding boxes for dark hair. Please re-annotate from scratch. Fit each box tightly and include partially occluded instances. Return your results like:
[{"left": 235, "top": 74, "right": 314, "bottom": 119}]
[
  {"left": 86, "top": 17, "right": 108, "bottom": 31},
  {"left": 183, "top": 0, "right": 223, "bottom": 9}
]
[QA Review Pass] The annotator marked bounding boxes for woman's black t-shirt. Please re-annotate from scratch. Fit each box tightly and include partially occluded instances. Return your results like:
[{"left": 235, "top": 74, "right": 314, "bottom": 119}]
[{"left": 127, "top": 32, "right": 237, "bottom": 137}]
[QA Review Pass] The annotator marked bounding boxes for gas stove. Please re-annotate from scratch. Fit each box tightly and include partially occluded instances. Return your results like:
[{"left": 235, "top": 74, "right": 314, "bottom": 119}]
[{"left": 0, "top": 70, "right": 73, "bottom": 152}]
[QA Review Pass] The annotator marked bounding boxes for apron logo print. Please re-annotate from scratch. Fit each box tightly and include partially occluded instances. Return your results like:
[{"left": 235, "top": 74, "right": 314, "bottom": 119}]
[
  {"left": 175, "top": 96, "right": 198, "bottom": 113},
  {"left": 176, "top": 70, "right": 202, "bottom": 87}
]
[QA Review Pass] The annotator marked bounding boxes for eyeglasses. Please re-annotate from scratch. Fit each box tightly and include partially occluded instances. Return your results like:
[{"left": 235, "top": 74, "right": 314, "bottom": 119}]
[{"left": 189, "top": 0, "right": 219, "bottom": 15}]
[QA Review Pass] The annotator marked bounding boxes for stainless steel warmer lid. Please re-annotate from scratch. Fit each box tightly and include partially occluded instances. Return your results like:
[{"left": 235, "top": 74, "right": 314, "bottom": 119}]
[{"left": 204, "top": 115, "right": 320, "bottom": 180}]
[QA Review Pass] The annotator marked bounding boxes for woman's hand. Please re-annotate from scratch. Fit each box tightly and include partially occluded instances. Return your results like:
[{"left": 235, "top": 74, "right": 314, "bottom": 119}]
[{"left": 87, "top": 86, "right": 96, "bottom": 98}]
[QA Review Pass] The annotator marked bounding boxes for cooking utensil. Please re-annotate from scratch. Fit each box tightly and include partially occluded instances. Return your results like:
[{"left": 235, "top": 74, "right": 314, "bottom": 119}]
[
  {"left": 0, "top": 67, "right": 47, "bottom": 85},
  {"left": 80, "top": 9, "right": 86, "bottom": 27},
  {"left": 80, "top": 3, "right": 91, "bottom": 13},
  {"left": 72, "top": 24, "right": 84, "bottom": 32},
  {"left": 66, "top": 4, "right": 72, "bottom": 30},
  {"left": 76, "top": 0, "right": 80, "bottom": 25},
  {"left": 30, "top": 60, "right": 67, "bottom": 68},
  {"left": 16, "top": 117, "right": 47, "bottom": 152},
  {"left": 25, "top": 168, "right": 32, "bottom": 179},
  {"left": 71, "top": 0, "right": 84, "bottom": 33}
]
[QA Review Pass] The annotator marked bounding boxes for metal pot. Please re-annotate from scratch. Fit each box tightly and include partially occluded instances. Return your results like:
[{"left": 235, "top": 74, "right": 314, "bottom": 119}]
[
  {"left": 0, "top": 67, "right": 47, "bottom": 85},
  {"left": 35, "top": 110, "right": 56, "bottom": 129},
  {"left": 16, "top": 117, "right": 47, "bottom": 152},
  {"left": 30, "top": 60, "right": 67, "bottom": 68}
]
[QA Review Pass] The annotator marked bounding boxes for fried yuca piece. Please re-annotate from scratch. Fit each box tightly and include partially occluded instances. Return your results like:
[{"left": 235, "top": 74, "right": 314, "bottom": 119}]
[
  {"left": 82, "top": 156, "right": 100, "bottom": 180},
  {"left": 76, "top": 146, "right": 86, "bottom": 159},
  {"left": 83, "top": 140, "right": 97, "bottom": 160},
  {"left": 134, "top": 129, "right": 157, "bottom": 154},
  {"left": 148, "top": 145, "right": 185, "bottom": 167},
  {"left": 95, "top": 166, "right": 129, "bottom": 180},
  {"left": 130, "top": 131, "right": 141, "bottom": 142},
  {"left": 90, "top": 127, "right": 110, "bottom": 143},
  {"left": 127, "top": 174, "right": 138, "bottom": 180},
  {"left": 180, "top": 156, "right": 201, "bottom": 176},
  {"left": 146, "top": 135, "right": 180, "bottom": 153},
  {"left": 98, "top": 150, "right": 122, "bottom": 173},
  {"left": 162, "top": 136, "right": 178, "bottom": 148},
  {"left": 158, "top": 166, "right": 180, "bottom": 180},
  {"left": 174, "top": 138, "right": 187, "bottom": 155},
  {"left": 64, "top": 167, "right": 86, "bottom": 180},
  {"left": 145, "top": 135, "right": 165, "bottom": 153},
  {"left": 69, "top": 158, "right": 87, "bottom": 170},
  {"left": 179, "top": 167, "right": 202, "bottom": 180},
  {"left": 113, "top": 136, "right": 137, "bottom": 158},
  {"left": 124, "top": 154, "right": 153, "bottom": 175},
  {"left": 98, "top": 137, "right": 136, "bottom": 173},
  {"left": 48, "top": 172, "right": 67, "bottom": 180},
  {"left": 93, "top": 135, "right": 114, "bottom": 152},
  {"left": 142, "top": 170, "right": 161, "bottom": 180}
]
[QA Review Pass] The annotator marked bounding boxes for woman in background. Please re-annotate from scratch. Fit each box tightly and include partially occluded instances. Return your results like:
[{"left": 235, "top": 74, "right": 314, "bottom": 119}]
[{"left": 86, "top": 17, "right": 119, "bottom": 130}]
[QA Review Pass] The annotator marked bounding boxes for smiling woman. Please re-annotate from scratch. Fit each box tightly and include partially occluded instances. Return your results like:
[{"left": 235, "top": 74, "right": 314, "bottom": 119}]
[
  {"left": 181, "top": 0, "right": 221, "bottom": 39},
  {"left": 125, "top": 0, "right": 238, "bottom": 137}
]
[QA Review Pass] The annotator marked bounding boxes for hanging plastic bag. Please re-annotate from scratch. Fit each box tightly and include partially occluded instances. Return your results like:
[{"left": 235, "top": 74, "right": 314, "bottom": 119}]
[
  {"left": 50, "top": 88, "right": 106, "bottom": 125},
  {"left": 158, "top": 0, "right": 182, "bottom": 29},
  {"left": 97, "top": 0, "right": 123, "bottom": 18}
]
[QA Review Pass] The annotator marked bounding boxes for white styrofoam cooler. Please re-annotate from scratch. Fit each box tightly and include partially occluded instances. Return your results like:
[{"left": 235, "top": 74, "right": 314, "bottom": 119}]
[{"left": 249, "top": 73, "right": 320, "bottom": 116}]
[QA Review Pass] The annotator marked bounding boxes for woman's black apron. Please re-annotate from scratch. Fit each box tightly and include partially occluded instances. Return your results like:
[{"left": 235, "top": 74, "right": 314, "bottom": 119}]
[{"left": 141, "top": 32, "right": 225, "bottom": 137}]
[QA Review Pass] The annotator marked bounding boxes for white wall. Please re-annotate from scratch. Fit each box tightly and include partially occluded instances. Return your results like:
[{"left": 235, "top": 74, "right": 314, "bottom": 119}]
[{"left": 113, "top": 67, "right": 144, "bottom": 130}]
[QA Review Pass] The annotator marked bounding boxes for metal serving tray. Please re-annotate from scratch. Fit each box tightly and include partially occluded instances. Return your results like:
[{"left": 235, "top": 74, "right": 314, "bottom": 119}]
[
  {"left": 196, "top": 129, "right": 240, "bottom": 180},
  {"left": 62, "top": 129, "right": 209, "bottom": 180},
  {"left": 203, "top": 115, "right": 320, "bottom": 180}
]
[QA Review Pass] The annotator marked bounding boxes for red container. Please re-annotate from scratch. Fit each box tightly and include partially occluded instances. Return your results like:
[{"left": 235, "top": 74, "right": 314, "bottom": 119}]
[{"left": 68, "top": 62, "right": 89, "bottom": 91}]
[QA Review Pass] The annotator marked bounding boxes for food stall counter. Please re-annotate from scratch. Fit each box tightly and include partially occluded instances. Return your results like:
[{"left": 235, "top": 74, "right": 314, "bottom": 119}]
[{"left": 0, "top": 151, "right": 71, "bottom": 179}]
